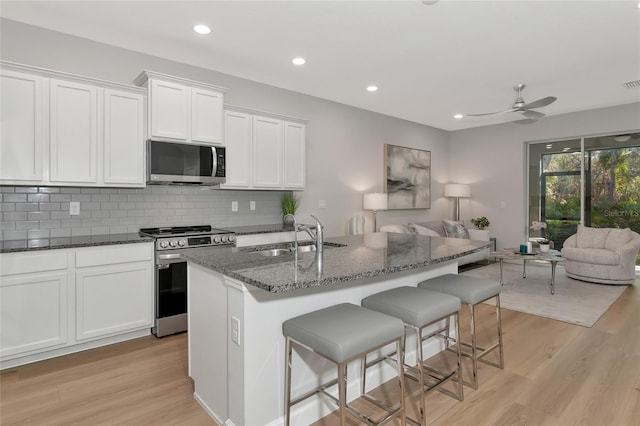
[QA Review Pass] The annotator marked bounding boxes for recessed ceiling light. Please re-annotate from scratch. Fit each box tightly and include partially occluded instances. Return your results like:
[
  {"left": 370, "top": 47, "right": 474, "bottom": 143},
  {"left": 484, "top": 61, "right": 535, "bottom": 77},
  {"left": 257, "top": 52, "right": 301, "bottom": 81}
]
[
  {"left": 366, "top": 85, "right": 378, "bottom": 92},
  {"left": 193, "top": 24, "right": 211, "bottom": 35},
  {"left": 453, "top": 114, "right": 463, "bottom": 119},
  {"left": 291, "top": 57, "right": 306, "bottom": 66}
]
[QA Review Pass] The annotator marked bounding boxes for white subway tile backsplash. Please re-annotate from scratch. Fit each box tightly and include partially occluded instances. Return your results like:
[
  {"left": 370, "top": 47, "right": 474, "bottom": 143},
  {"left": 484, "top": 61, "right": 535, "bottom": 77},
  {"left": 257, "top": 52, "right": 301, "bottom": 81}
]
[
  {"left": 4, "top": 194, "right": 28, "bottom": 202},
  {"left": 14, "top": 186, "right": 38, "bottom": 193},
  {"left": 15, "top": 203, "right": 39, "bottom": 212},
  {"left": 71, "top": 228, "right": 91, "bottom": 237},
  {"left": 50, "top": 228, "right": 72, "bottom": 238},
  {"left": 27, "top": 229, "right": 50, "bottom": 239},
  {"left": 4, "top": 212, "right": 27, "bottom": 221},
  {"left": 39, "top": 203, "right": 62, "bottom": 211},
  {"left": 0, "top": 186, "right": 283, "bottom": 241},
  {"left": 50, "top": 194, "right": 72, "bottom": 202},
  {"left": 28, "top": 211, "right": 50, "bottom": 221}
]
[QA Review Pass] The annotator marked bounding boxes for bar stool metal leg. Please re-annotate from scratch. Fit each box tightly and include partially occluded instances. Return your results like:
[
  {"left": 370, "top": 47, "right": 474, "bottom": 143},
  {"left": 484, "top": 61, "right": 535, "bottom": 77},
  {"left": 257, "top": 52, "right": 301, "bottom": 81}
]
[{"left": 418, "top": 274, "right": 504, "bottom": 390}]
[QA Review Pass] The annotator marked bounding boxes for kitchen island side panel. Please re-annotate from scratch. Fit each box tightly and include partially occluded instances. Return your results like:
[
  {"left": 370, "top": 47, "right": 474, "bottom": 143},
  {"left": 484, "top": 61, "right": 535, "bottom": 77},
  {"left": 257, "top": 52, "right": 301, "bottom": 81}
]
[{"left": 191, "top": 261, "right": 457, "bottom": 426}]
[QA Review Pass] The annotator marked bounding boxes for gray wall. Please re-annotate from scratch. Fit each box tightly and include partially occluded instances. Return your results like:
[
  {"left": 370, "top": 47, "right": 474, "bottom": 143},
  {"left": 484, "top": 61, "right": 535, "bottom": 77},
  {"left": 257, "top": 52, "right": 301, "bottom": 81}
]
[
  {"left": 3, "top": 18, "right": 638, "bottom": 244},
  {"left": 0, "top": 18, "right": 452, "bottom": 238},
  {"left": 449, "top": 102, "right": 640, "bottom": 249}
]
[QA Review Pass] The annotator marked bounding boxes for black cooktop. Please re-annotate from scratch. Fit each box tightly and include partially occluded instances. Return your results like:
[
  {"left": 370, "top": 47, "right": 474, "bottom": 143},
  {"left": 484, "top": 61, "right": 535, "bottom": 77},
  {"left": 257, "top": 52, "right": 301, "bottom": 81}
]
[{"left": 139, "top": 225, "right": 231, "bottom": 237}]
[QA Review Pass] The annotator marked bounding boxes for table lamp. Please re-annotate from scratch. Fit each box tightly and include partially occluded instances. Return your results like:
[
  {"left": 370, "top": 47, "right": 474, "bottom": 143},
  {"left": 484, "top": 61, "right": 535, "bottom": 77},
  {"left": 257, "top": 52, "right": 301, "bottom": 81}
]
[
  {"left": 444, "top": 183, "right": 470, "bottom": 221},
  {"left": 363, "top": 192, "right": 388, "bottom": 232}
]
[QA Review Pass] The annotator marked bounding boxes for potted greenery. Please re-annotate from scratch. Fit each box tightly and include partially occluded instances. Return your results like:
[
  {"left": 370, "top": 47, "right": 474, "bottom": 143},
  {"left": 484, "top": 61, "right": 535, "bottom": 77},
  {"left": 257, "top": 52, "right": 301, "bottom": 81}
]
[
  {"left": 469, "top": 216, "right": 490, "bottom": 241},
  {"left": 281, "top": 192, "right": 299, "bottom": 225}
]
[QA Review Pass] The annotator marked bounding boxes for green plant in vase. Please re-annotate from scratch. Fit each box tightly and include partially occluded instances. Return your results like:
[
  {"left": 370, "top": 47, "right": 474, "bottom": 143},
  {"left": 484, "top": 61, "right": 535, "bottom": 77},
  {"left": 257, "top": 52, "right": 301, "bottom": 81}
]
[
  {"left": 470, "top": 216, "right": 490, "bottom": 230},
  {"left": 281, "top": 192, "right": 299, "bottom": 225}
]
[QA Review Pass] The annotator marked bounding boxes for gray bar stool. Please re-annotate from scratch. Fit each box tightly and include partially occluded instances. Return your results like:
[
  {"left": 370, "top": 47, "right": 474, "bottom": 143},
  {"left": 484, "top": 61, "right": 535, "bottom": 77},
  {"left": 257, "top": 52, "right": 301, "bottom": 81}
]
[
  {"left": 418, "top": 273, "right": 504, "bottom": 389},
  {"left": 283, "top": 303, "right": 406, "bottom": 426},
  {"left": 362, "top": 286, "right": 463, "bottom": 426}
]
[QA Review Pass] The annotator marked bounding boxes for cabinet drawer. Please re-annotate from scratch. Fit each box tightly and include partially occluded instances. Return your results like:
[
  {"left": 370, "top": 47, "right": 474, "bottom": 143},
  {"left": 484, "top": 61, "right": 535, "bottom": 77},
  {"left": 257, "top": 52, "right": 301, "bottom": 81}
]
[
  {"left": 1, "top": 251, "right": 68, "bottom": 276},
  {"left": 75, "top": 243, "right": 153, "bottom": 268}
]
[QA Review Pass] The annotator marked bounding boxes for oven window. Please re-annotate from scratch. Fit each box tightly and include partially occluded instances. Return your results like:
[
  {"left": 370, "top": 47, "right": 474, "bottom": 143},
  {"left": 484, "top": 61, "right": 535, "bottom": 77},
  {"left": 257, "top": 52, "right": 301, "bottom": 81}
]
[{"left": 157, "top": 262, "right": 187, "bottom": 317}]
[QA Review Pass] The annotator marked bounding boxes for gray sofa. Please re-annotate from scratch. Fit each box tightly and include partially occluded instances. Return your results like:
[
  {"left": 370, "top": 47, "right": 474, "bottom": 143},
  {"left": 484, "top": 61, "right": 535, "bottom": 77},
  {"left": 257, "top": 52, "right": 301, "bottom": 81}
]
[
  {"left": 380, "top": 220, "right": 490, "bottom": 266},
  {"left": 561, "top": 225, "right": 640, "bottom": 285}
]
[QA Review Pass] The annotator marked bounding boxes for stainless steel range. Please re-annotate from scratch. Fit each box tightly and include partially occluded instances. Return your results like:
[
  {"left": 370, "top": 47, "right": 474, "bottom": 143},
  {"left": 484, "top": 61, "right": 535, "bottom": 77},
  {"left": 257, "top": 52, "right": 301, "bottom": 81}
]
[{"left": 139, "top": 225, "right": 235, "bottom": 337}]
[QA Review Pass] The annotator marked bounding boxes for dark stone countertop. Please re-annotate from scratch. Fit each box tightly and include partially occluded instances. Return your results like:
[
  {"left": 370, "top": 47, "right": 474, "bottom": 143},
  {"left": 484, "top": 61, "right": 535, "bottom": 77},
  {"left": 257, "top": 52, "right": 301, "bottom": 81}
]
[
  {"left": 0, "top": 233, "right": 154, "bottom": 253},
  {"left": 181, "top": 232, "right": 491, "bottom": 293}
]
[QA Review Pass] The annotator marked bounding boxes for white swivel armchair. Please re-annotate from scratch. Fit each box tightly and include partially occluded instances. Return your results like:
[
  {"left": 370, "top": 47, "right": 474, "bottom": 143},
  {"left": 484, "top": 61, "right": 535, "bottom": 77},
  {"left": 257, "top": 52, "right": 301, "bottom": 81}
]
[{"left": 561, "top": 225, "right": 640, "bottom": 285}]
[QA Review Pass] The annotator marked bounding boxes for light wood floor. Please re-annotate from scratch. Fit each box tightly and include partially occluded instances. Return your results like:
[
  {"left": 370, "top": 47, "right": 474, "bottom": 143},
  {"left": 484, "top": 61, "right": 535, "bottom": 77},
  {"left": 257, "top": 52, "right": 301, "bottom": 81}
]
[{"left": 2, "top": 279, "right": 639, "bottom": 426}]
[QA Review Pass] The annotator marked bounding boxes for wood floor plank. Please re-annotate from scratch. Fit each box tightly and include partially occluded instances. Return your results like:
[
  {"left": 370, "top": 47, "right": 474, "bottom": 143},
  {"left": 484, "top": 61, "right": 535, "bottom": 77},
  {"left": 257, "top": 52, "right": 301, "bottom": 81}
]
[{"left": 1, "top": 279, "right": 638, "bottom": 426}]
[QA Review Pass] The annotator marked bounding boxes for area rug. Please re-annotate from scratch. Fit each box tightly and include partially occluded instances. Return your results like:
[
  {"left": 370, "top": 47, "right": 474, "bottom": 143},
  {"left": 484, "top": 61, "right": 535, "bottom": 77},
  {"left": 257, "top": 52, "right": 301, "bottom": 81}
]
[{"left": 460, "top": 262, "right": 628, "bottom": 327}]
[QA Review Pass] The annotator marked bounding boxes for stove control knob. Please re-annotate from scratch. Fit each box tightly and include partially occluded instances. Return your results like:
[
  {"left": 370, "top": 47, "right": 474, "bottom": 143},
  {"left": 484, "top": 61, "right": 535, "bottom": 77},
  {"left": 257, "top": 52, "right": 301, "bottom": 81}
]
[
  {"left": 228, "top": 235, "right": 236, "bottom": 243},
  {"left": 214, "top": 236, "right": 222, "bottom": 244},
  {"left": 169, "top": 240, "right": 178, "bottom": 248},
  {"left": 221, "top": 235, "right": 229, "bottom": 243},
  {"left": 159, "top": 240, "right": 169, "bottom": 249},
  {"left": 178, "top": 239, "right": 186, "bottom": 247}
]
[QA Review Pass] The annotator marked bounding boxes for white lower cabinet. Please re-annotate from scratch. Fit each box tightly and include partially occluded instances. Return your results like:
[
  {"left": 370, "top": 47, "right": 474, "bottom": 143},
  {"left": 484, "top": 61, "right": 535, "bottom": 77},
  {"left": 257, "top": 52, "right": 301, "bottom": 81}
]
[
  {"left": 75, "top": 244, "right": 153, "bottom": 341},
  {"left": 0, "top": 251, "right": 69, "bottom": 359},
  {"left": 0, "top": 243, "right": 154, "bottom": 368}
]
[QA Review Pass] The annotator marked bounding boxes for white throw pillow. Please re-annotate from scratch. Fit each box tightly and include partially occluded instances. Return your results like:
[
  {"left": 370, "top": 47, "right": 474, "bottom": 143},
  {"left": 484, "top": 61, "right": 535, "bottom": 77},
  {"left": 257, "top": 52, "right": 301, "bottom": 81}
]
[
  {"left": 409, "top": 223, "right": 440, "bottom": 237},
  {"left": 441, "top": 220, "right": 469, "bottom": 239}
]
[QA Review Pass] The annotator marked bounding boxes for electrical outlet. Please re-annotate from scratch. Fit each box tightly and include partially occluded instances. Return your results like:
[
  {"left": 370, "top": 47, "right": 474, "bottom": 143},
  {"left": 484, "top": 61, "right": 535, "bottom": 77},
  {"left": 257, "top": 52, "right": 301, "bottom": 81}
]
[
  {"left": 69, "top": 201, "right": 80, "bottom": 215},
  {"left": 318, "top": 200, "right": 327, "bottom": 209},
  {"left": 232, "top": 201, "right": 238, "bottom": 212},
  {"left": 250, "top": 201, "right": 256, "bottom": 211},
  {"left": 500, "top": 201, "right": 507, "bottom": 209},
  {"left": 231, "top": 316, "right": 240, "bottom": 345}
]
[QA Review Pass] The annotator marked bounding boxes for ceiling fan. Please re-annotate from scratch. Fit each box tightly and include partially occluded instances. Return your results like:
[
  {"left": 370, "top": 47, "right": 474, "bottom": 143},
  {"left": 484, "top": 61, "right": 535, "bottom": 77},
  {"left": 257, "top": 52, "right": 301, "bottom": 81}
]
[{"left": 467, "top": 84, "right": 557, "bottom": 124}]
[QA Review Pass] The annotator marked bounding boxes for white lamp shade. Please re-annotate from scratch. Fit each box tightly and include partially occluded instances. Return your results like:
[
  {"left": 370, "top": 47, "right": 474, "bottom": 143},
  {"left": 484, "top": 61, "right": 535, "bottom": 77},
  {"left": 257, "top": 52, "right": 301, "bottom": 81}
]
[
  {"left": 444, "top": 183, "right": 471, "bottom": 198},
  {"left": 363, "top": 192, "right": 388, "bottom": 211}
]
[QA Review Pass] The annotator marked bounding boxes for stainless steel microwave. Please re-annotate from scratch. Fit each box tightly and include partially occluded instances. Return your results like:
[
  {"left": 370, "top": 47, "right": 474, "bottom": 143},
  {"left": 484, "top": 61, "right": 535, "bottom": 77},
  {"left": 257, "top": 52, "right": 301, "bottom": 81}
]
[{"left": 147, "top": 140, "right": 226, "bottom": 185}]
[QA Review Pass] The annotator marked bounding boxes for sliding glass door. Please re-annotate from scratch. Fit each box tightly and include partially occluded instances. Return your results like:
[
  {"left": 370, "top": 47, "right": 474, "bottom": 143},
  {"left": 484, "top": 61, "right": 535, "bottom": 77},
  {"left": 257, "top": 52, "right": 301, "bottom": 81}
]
[{"left": 528, "top": 132, "right": 640, "bottom": 266}]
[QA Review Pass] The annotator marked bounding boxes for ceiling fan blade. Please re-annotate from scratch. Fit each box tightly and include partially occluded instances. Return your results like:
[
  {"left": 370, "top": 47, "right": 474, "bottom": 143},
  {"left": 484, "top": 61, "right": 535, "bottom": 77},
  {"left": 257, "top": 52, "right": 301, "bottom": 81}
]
[
  {"left": 522, "top": 96, "right": 557, "bottom": 110},
  {"left": 521, "top": 110, "right": 545, "bottom": 120},
  {"left": 466, "top": 108, "right": 517, "bottom": 117},
  {"left": 513, "top": 118, "right": 538, "bottom": 125}
]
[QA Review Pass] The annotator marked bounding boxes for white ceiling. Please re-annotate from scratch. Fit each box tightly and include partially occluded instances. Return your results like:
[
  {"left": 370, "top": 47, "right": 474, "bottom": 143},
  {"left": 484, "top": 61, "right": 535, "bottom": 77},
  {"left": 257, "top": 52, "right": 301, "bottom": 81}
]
[{"left": 2, "top": 1, "right": 639, "bottom": 131}]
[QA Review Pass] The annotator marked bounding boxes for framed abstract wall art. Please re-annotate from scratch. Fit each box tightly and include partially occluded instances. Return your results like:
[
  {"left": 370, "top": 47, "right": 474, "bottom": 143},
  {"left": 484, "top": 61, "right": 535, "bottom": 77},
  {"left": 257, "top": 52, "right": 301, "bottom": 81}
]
[{"left": 384, "top": 144, "right": 431, "bottom": 210}]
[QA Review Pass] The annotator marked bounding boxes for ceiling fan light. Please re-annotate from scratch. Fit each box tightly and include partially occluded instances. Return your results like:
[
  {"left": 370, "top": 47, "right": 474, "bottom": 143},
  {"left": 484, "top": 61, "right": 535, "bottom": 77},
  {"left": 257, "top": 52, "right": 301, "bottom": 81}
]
[{"left": 613, "top": 135, "right": 631, "bottom": 142}]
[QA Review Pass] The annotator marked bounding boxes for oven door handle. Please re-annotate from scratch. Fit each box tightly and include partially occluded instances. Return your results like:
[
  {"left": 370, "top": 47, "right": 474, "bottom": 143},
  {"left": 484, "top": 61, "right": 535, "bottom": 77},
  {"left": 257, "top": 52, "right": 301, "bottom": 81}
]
[{"left": 157, "top": 253, "right": 185, "bottom": 266}]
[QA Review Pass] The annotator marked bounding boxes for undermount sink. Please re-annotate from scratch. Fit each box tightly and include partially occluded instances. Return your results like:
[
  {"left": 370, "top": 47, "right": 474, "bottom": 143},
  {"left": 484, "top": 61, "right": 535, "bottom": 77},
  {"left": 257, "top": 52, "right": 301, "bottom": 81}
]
[
  {"left": 256, "top": 242, "right": 346, "bottom": 257},
  {"left": 259, "top": 248, "right": 292, "bottom": 257}
]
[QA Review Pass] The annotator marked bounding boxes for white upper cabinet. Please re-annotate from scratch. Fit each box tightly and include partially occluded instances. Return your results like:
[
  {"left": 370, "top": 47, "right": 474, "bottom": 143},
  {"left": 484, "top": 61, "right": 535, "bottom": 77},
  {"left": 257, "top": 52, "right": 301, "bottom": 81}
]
[
  {"left": 103, "top": 89, "right": 145, "bottom": 185},
  {"left": 149, "top": 79, "right": 189, "bottom": 141},
  {"left": 49, "top": 79, "right": 98, "bottom": 184},
  {"left": 283, "top": 121, "right": 306, "bottom": 189},
  {"left": 221, "top": 106, "right": 307, "bottom": 191},
  {"left": 191, "top": 88, "right": 224, "bottom": 144},
  {"left": 0, "top": 62, "right": 146, "bottom": 187},
  {"left": 0, "top": 69, "right": 44, "bottom": 182},
  {"left": 136, "top": 71, "right": 227, "bottom": 146},
  {"left": 252, "top": 115, "right": 283, "bottom": 188},
  {"left": 221, "top": 110, "right": 252, "bottom": 189}
]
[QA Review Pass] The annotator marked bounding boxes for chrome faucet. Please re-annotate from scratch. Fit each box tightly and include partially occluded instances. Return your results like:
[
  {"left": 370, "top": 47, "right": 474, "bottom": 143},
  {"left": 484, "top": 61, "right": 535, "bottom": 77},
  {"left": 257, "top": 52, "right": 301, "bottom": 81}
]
[{"left": 297, "top": 214, "right": 324, "bottom": 253}]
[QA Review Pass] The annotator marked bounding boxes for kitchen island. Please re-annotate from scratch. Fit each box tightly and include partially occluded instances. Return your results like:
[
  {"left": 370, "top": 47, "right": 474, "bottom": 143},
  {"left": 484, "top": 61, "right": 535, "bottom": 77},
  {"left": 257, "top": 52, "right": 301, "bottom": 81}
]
[{"left": 181, "top": 232, "right": 490, "bottom": 426}]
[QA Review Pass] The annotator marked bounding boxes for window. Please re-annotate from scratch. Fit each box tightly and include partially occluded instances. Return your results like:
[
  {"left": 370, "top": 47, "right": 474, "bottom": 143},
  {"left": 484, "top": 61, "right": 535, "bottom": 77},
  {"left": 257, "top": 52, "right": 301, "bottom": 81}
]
[{"left": 528, "top": 132, "right": 640, "bottom": 265}]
